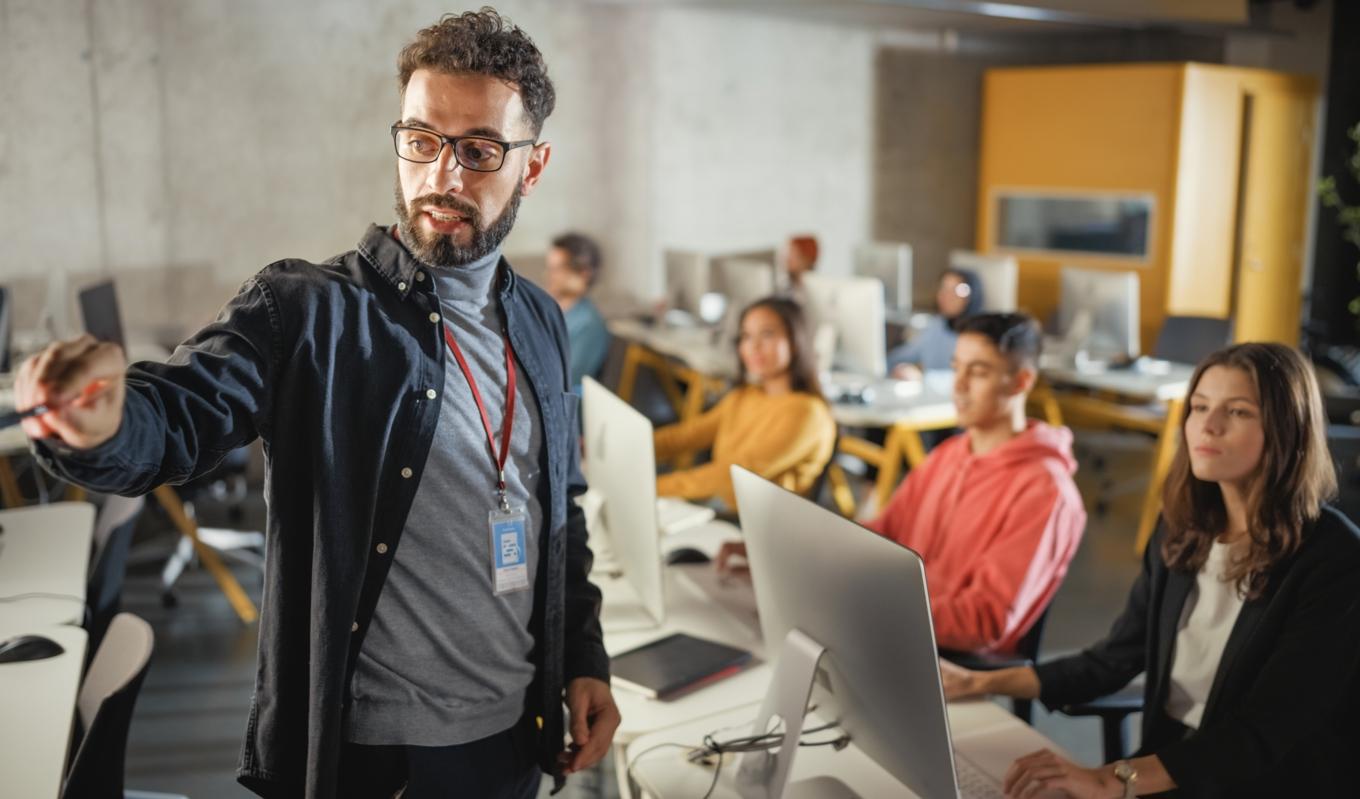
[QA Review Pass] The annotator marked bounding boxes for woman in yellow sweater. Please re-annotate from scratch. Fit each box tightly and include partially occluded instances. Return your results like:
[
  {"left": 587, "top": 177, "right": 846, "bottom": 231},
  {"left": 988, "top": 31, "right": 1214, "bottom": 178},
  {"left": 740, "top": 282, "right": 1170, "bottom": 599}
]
[{"left": 654, "top": 297, "right": 837, "bottom": 509}]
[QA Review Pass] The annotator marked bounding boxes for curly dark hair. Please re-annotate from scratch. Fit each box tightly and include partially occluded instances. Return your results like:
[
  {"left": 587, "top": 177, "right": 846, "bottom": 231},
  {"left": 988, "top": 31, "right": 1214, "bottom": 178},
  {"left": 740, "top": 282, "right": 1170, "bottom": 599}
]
[{"left": 398, "top": 8, "right": 556, "bottom": 136}]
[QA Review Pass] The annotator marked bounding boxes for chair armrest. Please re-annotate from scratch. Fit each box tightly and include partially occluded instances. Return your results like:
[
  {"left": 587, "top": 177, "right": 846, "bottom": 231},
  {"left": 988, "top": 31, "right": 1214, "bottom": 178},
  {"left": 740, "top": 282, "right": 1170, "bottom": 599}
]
[
  {"left": 939, "top": 648, "right": 1032, "bottom": 672},
  {"left": 1060, "top": 684, "right": 1145, "bottom": 719}
]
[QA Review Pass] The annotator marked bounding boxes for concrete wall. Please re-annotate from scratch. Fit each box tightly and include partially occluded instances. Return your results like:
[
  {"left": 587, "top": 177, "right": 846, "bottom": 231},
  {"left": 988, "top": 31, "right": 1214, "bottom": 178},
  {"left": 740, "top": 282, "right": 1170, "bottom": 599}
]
[{"left": 0, "top": 0, "right": 874, "bottom": 344}]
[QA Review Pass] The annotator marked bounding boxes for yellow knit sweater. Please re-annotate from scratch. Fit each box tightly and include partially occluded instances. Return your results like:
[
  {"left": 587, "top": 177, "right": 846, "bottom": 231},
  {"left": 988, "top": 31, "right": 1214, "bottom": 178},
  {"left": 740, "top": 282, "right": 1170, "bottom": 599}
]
[{"left": 654, "top": 386, "right": 837, "bottom": 509}]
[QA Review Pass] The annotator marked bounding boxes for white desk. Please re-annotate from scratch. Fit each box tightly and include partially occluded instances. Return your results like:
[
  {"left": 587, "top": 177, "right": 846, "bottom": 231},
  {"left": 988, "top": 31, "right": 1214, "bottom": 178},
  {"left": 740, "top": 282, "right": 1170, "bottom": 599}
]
[
  {"left": 1042, "top": 362, "right": 1194, "bottom": 403},
  {"left": 823, "top": 375, "right": 957, "bottom": 515},
  {"left": 597, "top": 559, "right": 770, "bottom": 799},
  {"left": 0, "top": 502, "right": 95, "bottom": 625},
  {"left": 626, "top": 699, "right": 1070, "bottom": 799},
  {"left": 0, "top": 621, "right": 89, "bottom": 799},
  {"left": 1042, "top": 362, "right": 1194, "bottom": 552}
]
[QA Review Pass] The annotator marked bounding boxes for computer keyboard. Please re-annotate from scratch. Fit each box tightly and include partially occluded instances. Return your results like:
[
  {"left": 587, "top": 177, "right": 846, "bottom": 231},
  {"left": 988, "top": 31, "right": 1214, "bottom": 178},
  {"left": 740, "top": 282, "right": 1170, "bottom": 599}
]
[{"left": 955, "top": 754, "right": 1005, "bottom": 799}]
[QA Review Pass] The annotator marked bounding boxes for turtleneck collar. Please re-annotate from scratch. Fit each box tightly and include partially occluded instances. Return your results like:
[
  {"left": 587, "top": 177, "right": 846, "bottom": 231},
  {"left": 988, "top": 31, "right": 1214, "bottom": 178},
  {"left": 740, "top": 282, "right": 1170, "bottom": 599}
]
[{"left": 429, "top": 246, "right": 503, "bottom": 307}]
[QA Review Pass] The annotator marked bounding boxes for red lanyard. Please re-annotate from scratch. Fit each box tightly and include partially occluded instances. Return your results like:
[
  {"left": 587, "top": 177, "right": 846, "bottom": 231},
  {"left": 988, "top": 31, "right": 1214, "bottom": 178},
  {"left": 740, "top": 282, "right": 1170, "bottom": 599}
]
[{"left": 442, "top": 324, "right": 517, "bottom": 503}]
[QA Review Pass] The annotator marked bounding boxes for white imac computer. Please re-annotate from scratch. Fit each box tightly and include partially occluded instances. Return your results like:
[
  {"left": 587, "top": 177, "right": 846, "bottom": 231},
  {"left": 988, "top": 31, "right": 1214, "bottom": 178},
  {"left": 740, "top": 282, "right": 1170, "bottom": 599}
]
[
  {"left": 582, "top": 377, "right": 666, "bottom": 624},
  {"left": 712, "top": 257, "right": 778, "bottom": 342},
  {"left": 801, "top": 273, "right": 887, "bottom": 378},
  {"left": 949, "top": 250, "right": 1018, "bottom": 313},
  {"left": 853, "top": 242, "right": 912, "bottom": 319},
  {"left": 733, "top": 467, "right": 1023, "bottom": 798},
  {"left": 664, "top": 249, "right": 713, "bottom": 322},
  {"left": 1057, "top": 266, "right": 1141, "bottom": 360}
]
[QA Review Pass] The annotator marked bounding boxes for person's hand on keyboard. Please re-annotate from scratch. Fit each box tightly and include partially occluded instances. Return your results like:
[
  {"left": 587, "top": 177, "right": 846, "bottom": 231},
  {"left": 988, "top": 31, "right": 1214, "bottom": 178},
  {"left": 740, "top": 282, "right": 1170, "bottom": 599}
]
[
  {"left": 14, "top": 334, "right": 126, "bottom": 449},
  {"left": 1002, "top": 749, "right": 1117, "bottom": 799}
]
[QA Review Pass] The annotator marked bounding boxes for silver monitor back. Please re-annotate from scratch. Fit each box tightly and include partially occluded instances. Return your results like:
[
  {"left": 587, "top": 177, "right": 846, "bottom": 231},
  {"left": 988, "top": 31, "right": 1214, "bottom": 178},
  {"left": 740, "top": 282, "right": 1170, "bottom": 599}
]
[
  {"left": 1057, "top": 266, "right": 1141, "bottom": 359},
  {"left": 802, "top": 273, "right": 887, "bottom": 378},
  {"left": 733, "top": 467, "right": 960, "bottom": 799},
  {"left": 949, "top": 250, "right": 1018, "bottom": 313},
  {"left": 582, "top": 377, "right": 665, "bottom": 624},
  {"left": 664, "top": 250, "right": 711, "bottom": 318},
  {"left": 853, "top": 242, "right": 912, "bottom": 314},
  {"left": 712, "top": 257, "right": 778, "bottom": 342}
]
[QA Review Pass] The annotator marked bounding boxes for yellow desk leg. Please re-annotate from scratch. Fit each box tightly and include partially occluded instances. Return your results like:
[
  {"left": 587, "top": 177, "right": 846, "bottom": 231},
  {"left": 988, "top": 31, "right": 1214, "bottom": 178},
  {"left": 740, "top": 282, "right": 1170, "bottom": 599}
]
[
  {"left": 617, "top": 343, "right": 645, "bottom": 404},
  {"left": 0, "top": 457, "right": 23, "bottom": 508},
  {"left": 1135, "top": 397, "right": 1183, "bottom": 554},
  {"left": 1032, "top": 382, "right": 1065, "bottom": 428},
  {"left": 874, "top": 428, "right": 907, "bottom": 513},
  {"left": 64, "top": 485, "right": 87, "bottom": 503},
  {"left": 826, "top": 463, "right": 857, "bottom": 518},
  {"left": 153, "top": 485, "right": 259, "bottom": 624}
]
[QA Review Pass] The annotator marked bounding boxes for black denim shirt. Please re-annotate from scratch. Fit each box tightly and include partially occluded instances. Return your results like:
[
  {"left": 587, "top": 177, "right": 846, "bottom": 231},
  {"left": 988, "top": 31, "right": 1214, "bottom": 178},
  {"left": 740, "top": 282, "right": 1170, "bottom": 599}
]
[{"left": 34, "top": 225, "right": 609, "bottom": 798}]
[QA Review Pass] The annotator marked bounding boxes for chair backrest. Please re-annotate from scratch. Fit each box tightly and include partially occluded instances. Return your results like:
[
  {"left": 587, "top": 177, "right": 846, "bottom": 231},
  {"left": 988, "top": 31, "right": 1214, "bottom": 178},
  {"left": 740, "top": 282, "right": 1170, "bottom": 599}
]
[
  {"left": 63, "top": 613, "right": 154, "bottom": 799},
  {"left": 1014, "top": 604, "right": 1050, "bottom": 663},
  {"left": 1153, "top": 316, "right": 1232, "bottom": 365},
  {"left": 86, "top": 495, "right": 146, "bottom": 660}
]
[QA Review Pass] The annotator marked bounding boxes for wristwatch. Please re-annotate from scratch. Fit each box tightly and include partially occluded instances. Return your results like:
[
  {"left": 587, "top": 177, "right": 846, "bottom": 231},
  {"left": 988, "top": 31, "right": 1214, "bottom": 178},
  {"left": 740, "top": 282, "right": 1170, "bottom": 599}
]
[{"left": 1113, "top": 760, "right": 1138, "bottom": 799}]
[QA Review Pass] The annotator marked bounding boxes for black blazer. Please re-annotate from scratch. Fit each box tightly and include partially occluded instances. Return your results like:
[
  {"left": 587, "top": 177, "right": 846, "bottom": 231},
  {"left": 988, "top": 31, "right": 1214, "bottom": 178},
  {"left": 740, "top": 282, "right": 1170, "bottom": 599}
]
[{"left": 1035, "top": 506, "right": 1360, "bottom": 798}]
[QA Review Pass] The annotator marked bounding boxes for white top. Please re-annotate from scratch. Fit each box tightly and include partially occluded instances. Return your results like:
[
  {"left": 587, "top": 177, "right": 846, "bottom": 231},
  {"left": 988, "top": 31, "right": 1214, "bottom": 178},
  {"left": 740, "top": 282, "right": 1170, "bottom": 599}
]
[{"left": 1165, "top": 540, "right": 1246, "bottom": 728}]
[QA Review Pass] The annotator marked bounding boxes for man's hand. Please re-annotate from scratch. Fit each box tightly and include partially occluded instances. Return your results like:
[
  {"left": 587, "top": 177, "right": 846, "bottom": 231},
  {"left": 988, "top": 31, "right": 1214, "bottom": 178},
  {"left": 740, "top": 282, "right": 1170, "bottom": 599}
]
[
  {"left": 14, "top": 335, "right": 126, "bottom": 449},
  {"left": 560, "top": 677, "right": 621, "bottom": 775}
]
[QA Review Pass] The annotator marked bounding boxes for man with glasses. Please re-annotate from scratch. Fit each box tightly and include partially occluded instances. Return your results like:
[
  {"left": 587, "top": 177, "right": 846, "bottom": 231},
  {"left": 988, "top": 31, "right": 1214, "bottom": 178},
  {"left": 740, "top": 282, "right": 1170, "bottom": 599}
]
[{"left": 13, "top": 9, "right": 616, "bottom": 799}]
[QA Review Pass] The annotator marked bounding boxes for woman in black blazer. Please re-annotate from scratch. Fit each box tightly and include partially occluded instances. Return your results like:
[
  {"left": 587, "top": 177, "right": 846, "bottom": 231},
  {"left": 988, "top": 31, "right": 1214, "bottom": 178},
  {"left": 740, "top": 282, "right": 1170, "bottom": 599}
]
[{"left": 942, "top": 342, "right": 1360, "bottom": 798}]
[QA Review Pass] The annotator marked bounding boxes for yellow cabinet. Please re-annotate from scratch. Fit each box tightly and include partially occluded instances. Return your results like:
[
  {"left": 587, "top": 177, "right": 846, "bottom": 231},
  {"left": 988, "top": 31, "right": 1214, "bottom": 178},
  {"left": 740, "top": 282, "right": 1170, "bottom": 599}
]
[{"left": 977, "top": 63, "right": 1318, "bottom": 350}]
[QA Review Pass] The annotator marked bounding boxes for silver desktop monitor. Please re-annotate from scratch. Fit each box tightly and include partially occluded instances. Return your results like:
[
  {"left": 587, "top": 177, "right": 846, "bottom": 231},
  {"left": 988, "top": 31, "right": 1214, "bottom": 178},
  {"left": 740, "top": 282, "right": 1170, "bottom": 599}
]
[
  {"left": 949, "top": 250, "right": 1018, "bottom": 314},
  {"left": 711, "top": 256, "right": 778, "bottom": 343},
  {"left": 582, "top": 377, "right": 666, "bottom": 624},
  {"left": 1057, "top": 266, "right": 1140, "bottom": 360},
  {"left": 664, "top": 249, "right": 711, "bottom": 320},
  {"left": 853, "top": 242, "right": 912, "bottom": 316},
  {"left": 801, "top": 273, "right": 887, "bottom": 378},
  {"left": 734, "top": 466, "right": 999, "bottom": 799}
]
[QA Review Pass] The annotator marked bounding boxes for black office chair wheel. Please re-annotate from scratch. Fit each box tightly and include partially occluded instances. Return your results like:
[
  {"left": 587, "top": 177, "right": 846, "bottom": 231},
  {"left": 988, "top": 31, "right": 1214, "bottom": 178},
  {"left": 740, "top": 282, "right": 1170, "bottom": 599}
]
[{"left": 161, "top": 590, "right": 179, "bottom": 609}]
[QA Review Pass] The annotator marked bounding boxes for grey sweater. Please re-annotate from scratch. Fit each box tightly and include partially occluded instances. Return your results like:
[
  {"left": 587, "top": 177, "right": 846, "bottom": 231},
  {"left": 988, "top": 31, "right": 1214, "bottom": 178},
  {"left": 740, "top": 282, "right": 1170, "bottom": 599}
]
[{"left": 346, "top": 248, "right": 545, "bottom": 746}]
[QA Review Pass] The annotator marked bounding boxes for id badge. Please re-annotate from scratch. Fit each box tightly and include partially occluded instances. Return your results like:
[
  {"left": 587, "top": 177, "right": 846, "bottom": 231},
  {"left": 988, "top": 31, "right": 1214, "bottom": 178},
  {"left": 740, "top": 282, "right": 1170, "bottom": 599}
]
[{"left": 489, "top": 506, "right": 530, "bottom": 595}]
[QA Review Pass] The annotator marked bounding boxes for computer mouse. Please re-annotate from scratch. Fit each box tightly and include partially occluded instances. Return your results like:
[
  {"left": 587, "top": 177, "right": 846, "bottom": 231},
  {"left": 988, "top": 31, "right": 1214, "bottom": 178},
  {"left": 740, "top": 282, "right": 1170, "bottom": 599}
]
[
  {"left": 665, "top": 547, "right": 711, "bottom": 565},
  {"left": 0, "top": 635, "right": 65, "bottom": 664}
]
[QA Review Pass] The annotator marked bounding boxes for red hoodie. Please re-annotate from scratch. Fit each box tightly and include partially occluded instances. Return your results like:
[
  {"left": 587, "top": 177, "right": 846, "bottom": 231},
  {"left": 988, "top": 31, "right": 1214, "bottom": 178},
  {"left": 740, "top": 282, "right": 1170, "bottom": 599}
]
[{"left": 867, "top": 421, "right": 1086, "bottom": 654}]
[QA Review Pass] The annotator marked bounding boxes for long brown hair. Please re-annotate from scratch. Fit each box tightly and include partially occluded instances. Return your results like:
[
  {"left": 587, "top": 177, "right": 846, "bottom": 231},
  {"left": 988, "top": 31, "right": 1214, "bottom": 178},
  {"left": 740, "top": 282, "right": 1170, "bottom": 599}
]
[
  {"left": 735, "top": 297, "right": 824, "bottom": 399},
  {"left": 1161, "top": 343, "right": 1336, "bottom": 598}
]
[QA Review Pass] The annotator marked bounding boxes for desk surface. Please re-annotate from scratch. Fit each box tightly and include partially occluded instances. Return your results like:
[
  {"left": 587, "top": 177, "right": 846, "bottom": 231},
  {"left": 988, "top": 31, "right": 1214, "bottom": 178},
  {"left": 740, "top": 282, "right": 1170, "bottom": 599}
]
[
  {"left": 0, "top": 502, "right": 96, "bottom": 625},
  {"left": 0, "top": 621, "right": 89, "bottom": 799},
  {"left": 626, "top": 699, "right": 1070, "bottom": 799},
  {"left": 827, "top": 375, "right": 957, "bottom": 429},
  {"left": 598, "top": 562, "right": 768, "bottom": 744},
  {"left": 1043, "top": 362, "right": 1194, "bottom": 403},
  {"left": 609, "top": 319, "right": 739, "bottom": 379}
]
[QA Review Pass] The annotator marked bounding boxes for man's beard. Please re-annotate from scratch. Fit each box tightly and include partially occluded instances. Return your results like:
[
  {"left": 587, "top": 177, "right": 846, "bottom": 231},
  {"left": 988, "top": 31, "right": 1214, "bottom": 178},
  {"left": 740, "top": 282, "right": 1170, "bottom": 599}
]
[{"left": 394, "top": 176, "right": 522, "bottom": 268}]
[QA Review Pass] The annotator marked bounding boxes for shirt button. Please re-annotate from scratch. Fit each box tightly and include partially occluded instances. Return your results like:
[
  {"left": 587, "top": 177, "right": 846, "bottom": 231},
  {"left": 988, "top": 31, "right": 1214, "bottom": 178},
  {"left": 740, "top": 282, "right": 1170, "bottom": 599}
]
[
  {"left": 400, "top": 467, "right": 413, "bottom": 479},
  {"left": 425, "top": 389, "right": 437, "bottom": 400},
  {"left": 351, "top": 622, "right": 359, "bottom": 633},
  {"left": 415, "top": 271, "right": 426, "bottom": 282},
  {"left": 429, "top": 312, "right": 441, "bottom": 323},
  {"left": 376, "top": 543, "right": 389, "bottom": 555},
  {"left": 398, "top": 281, "right": 407, "bottom": 292}
]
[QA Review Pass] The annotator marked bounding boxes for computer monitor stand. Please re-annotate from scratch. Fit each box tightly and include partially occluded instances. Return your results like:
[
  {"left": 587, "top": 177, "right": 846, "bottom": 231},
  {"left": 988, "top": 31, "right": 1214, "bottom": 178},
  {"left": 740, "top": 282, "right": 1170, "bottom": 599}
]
[{"left": 735, "top": 630, "right": 858, "bottom": 799}]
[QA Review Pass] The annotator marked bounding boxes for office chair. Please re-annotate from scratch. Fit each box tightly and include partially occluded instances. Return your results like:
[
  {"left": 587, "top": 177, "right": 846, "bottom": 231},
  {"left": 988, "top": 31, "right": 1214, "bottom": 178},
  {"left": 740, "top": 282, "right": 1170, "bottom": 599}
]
[
  {"left": 155, "top": 447, "right": 264, "bottom": 610},
  {"left": 1057, "top": 684, "right": 1145, "bottom": 763},
  {"left": 84, "top": 494, "right": 146, "bottom": 666},
  {"left": 939, "top": 606, "right": 1051, "bottom": 724}
]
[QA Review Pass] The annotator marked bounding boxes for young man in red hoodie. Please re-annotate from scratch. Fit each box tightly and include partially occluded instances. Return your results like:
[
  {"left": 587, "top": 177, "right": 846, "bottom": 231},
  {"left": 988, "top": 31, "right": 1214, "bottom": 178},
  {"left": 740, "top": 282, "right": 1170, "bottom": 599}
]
[{"left": 866, "top": 313, "right": 1085, "bottom": 654}]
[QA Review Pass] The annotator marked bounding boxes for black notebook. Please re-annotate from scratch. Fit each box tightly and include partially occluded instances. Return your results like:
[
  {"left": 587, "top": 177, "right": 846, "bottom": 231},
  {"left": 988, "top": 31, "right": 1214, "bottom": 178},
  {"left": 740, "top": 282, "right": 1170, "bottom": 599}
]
[{"left": 610, "top": 633, "right": 752, "bottom": 700}]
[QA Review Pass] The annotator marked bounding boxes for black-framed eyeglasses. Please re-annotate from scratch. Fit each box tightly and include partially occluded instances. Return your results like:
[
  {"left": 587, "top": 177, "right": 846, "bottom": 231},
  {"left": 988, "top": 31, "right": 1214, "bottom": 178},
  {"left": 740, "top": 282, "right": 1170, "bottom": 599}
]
[{"left": 391, "top": 124, "right": 535, "bottom": 173}]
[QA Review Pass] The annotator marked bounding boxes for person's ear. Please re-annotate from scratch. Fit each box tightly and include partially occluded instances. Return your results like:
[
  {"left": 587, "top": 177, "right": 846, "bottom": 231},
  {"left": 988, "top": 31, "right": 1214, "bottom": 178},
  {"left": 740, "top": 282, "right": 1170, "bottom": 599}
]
[
  {"left": 1010, "top": 365, "right": 1037, "bottom": 397},
  {"left": 520, "top": 140, "right": 551, "bottom": 197}
]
